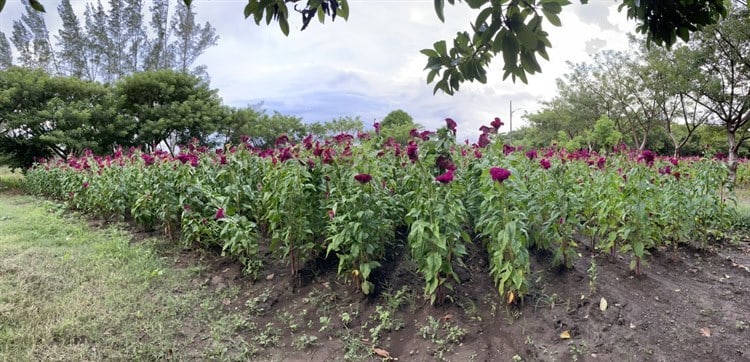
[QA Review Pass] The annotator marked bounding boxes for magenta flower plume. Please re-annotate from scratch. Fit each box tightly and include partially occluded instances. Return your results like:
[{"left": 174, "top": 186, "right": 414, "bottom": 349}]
[
  {"left": 597, "top": 157, "right": 606, "bottom": 170},
  {"left": 407, "top": 143, "right": 419, "bottom": 163},
  {"left": 354, "top": 173, "right": 372, "bottom": 184},
  {"left": 215, "top": 208, "right": 225, "bottom": 220},
  {"left": 638, "top": 150, "right": 655, "bottom": 166},
  {"left": 435, "top": 169, "right": 454, "bottom": 184},
  {"left": 491, "top": 117, "right": 504, "bottom": 130},
  {"left": 489, "top": 167, "right": 511, "bottom": 183},
  {"left": 445, "top": 118, "right": 457, "bottom": 134},
  {"left": 540, "top": 159, "right": 551, "bottom": 169},
  {"left": 141, "top": 153, "right": 155, "bottom": 166},
  {"left": 525, "top": 149, "right": 538, "bottom": 160},
  {"left": 374, "top": 122, "right": 381, "bottom": 134},
  {"left": 478, "top": 133, "right": 491, "bottom": 148}
]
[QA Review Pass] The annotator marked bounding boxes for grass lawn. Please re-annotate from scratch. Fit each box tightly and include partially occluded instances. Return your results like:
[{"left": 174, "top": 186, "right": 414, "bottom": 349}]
[{"left": 0, "top": 194, "right": 257, "bottom": 360}]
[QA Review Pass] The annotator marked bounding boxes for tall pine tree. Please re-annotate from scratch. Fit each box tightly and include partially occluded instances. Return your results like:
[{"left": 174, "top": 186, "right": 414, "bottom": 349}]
[
  {"left": 105, "top": 0, "right": 126, "bottom": 79},
  {"left": 170, "top": 2, "right": 218, "bottom": 75},
  {"left": 84, "top": 0, "right": 109, "bottom": 81},
  {"left": 0, "top": 32, "right": 13, "bottom": 70},
  {"left": 11, "top": 4, "right": 58, "bottom": 73},
  {"left": 123, "top": 0, "right": 147, "bottom": 73},
  {"left": 56, "top": 0, "right": 89, "bottom": 78},
  {"left": 143, "top": 0, "right": 173, "bottom": 71}
]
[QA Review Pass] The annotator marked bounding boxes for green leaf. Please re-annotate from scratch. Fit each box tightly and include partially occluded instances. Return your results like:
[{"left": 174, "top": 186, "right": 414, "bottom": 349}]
[
  {"left": 501, "top": 32, "right": 519, "bottom": 67},
  {"left": 338, "top": 0, "right": 350, "bottom": 20},
  {"left": 516, "top": 23, "right": 538, "bottom": 49},
  {"left": 420, "top": 49, "right": 440, "bottom": 58},
  {"left": 633, "top": 241, "right": 644, "bottom": 258},
  {"left": 253, "top": 7, "right": 264, "bottom": 24},
  {"left": 475, "top": 7, "right": 493, "bottom": 29},
  {"left": 520, "top": 51, "right": 542, "bottom": 73},
  {"left": 279, "top": 16, "right": 290, "bottom": 36},
  {"left": 465, "top": 0, "right": 487, "bottom": 8},
  {"left": 182, "top": 0, "right": 192, "bottom": 6},
  {"left": 542, "top": 10, "right": 562, "bottom": 26},
  {"left": 426, "top": 69, "right": 439, "bottom": 84},
  {"left": 434, "top": 0, "right": 446, "bottom": 22},
  {"left": 0, "top": 0, "right": 6, "bottom": 13},
  {"left": 542, "top": 2, "right": 562, "bottom": 14},
  {"left": 29, "top": 0, "right": 45, "bottom": 12},
  {"left": 434, "top": 40, "right": 448, "bottom": 57},
  {"left": 317, "top": 5, "right": 325, "bottom": 23}
]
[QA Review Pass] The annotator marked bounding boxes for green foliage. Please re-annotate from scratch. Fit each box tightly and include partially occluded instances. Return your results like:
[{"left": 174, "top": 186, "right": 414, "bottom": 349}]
[
  {"left": 115, "top": 69, "right": 228, "bottom": 153},
  {"left": 591, "top": 116, "right": 622, "bottom": 153},
  {"left": 0, "top": 67, "right": 131, "bottom": 169},
  {"left": 306, "top": 116, "right": 364, "bottom": 139},
  {"left": 224, "top": 106, "right": 306, "bottom": 148},
  {"left": 618, "top": 0, "right": 727, "bottom": 46},
  {"left": 380, "top": 109, "right": 421, "bottom": 145}
]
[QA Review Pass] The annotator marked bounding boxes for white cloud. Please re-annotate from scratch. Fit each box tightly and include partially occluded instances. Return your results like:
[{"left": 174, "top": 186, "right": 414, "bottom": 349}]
[{"left": 0, "top": 0, "right": 638, "bottom": 143}]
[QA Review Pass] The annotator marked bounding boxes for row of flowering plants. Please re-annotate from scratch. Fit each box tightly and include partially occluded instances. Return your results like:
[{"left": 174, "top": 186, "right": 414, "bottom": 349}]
[{"left": 23, "top": 118, "right": 734, "bottom": 304}]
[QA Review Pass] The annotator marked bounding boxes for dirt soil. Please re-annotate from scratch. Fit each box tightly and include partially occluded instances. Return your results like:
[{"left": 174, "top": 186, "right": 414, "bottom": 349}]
[{"left": 155, "top": 232, "right": 750, "bottom": 362}]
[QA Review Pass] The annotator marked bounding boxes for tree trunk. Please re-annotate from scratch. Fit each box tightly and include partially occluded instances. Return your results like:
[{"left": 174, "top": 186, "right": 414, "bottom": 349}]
[{"left": 727, "top": 130, "right": 739, "bottom": 186}]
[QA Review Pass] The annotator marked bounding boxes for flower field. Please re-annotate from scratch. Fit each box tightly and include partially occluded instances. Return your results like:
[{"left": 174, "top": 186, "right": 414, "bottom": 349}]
[{"left": 24, "top": 119, "right": 734, "bottom": 304}]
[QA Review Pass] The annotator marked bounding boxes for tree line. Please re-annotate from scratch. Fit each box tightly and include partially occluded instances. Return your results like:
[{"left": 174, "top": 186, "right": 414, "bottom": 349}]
[
  {"left": 0, "top": 66, "right": 372, "bottom": 170},
  {"left": 0, "top": 0, "right": 217, "bottom": 81},
  {"left": 512, "top": 6, "right": 749, "bottom": 182}
]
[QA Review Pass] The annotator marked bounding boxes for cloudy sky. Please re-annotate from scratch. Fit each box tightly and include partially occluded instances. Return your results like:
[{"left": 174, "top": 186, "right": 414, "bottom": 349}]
[{"left": 0, "top": 0, "right": 636, "bottom": 142}]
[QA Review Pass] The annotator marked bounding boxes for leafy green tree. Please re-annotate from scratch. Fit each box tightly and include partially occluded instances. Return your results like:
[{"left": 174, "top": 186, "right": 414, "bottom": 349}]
[
  {"left": 590, "top": 116, "right": 622, "bottom": 153},
  {"left": 0, "top": 32, "right": 11, "bottom": 69},
  {"left": 306, "top": 116, "right": 364, "bottom": 138},
  {"left": 223, "top": 105, "right": 306, "bottom": 148},
  {"left": 381, "top": 109, "right": 413, "bottom": 128},
  {"left": 0, "top": 67, "right": 128, "bottom": 169},
  {"left": 672, "top": 6, "right": 750, "bottom": 183},
  {"left": 380, "top": 109, "right": 420, "bottom": 144},
  {"left": 115, "top": 69, "right": 227, "bottom": 154}
]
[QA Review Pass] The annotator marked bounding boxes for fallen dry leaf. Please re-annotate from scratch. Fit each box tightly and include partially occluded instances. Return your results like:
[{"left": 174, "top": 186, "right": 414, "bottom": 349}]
[
  {"left": 374, "top": 347, "right": 391, "bottom": 358},
  {"left": 560, "top": 330, "right": 571, "bottom": 339},
  {"left": 441, "top": 314, "right": 453, "bottom": 322},
  {"left": 507, "top": 291, "right": 515, "bottom": 304},
  {"left": 599, "top": 297, "right": 608, "bottom": 312},
  {"left": 266, "top": 273, "right": 274, "bottom": 281},
  {"left": 700, "top": 327, "right": 711, "bottom": 337}
]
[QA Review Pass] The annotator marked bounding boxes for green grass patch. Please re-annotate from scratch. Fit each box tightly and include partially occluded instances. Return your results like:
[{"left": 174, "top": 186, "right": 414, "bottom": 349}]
[
  {"left": 0, "top": 167, "right": 23, "bottom": 192},
  {"left": 0, "top": 195, "right": 256, "bottom": 360}
]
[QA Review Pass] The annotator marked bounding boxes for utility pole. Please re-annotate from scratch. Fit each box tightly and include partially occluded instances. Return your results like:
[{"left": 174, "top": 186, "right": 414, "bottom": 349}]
[
  {"left": 509, "top": 100, "right": 522, "bottom": 144},
  {"left": 509, "top": 100, "right": 514, "bottom": 144}
]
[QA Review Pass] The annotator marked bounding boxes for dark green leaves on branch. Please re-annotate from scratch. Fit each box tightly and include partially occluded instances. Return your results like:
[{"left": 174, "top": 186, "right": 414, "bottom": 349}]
[
  {"left": 618, "top": 0, "right": 727, "bottom": 46},
  {"left": 243, "top": 0, "right": 349, "bottom": 36},
  {"left": 423, "top": 0, "right": 567, "bottom": 95}
]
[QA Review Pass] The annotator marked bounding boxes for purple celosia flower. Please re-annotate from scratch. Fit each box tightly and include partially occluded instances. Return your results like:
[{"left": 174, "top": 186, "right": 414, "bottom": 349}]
[
  {"left": 540, "top": 159, "right": 551, "bottom": 169},
  {"left": 435, "top": 169, "right": 454, "bottom": 184},
  {"left": 354, "top": 173, "right": 372, "bottom": 184},
  {"left": 489, "top": 167, "right": 511, "bottom": 183},
  {"left": 445, "top": 118, "right": 457, "bottom": 134}
]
